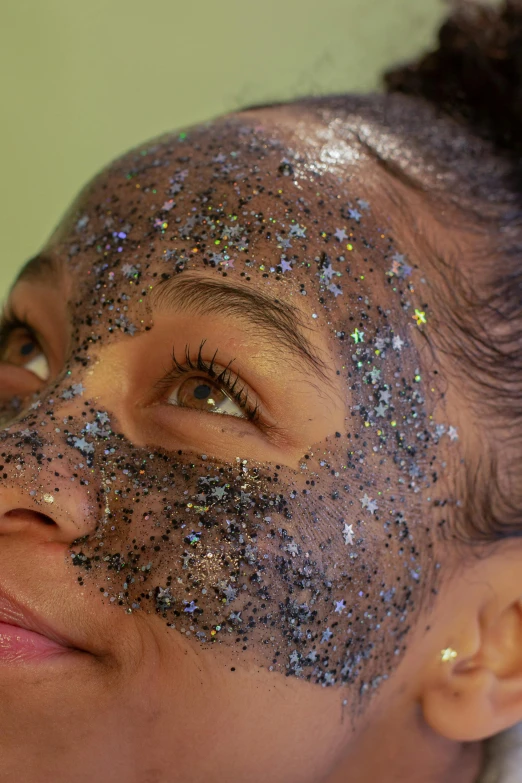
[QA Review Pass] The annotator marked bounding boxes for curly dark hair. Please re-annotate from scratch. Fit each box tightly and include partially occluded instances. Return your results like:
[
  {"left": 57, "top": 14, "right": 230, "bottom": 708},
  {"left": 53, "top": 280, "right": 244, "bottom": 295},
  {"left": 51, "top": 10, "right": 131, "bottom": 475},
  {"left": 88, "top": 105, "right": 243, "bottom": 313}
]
[
  {"left": 385, "top": 0, "right": 522, "bottom": 157},
  {"left": 382, "top": 0, "right": 522, "bottom": 552}
]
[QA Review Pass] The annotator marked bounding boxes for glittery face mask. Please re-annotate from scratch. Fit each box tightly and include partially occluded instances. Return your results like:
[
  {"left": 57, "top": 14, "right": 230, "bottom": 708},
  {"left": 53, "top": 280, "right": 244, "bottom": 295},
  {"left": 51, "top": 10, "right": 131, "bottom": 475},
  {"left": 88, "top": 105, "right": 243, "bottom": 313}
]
[{"left": 0, "top": 111, "right": 458, "bottom": 698}]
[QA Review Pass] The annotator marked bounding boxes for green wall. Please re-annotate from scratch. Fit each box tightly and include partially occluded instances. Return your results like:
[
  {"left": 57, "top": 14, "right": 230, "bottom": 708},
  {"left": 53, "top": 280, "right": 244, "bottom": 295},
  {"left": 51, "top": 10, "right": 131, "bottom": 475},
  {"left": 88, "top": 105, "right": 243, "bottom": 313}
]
[{"left": 0, "top": 0, "right": 452, "bottom": 298}]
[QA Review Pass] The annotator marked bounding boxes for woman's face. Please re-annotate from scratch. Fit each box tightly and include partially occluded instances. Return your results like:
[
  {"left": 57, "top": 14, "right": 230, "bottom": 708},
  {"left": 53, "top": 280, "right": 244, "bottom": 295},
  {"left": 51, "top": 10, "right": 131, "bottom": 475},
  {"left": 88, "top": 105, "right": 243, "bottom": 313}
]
[{"left": 0, "top": 105, "right": 468, "bottom": 782}]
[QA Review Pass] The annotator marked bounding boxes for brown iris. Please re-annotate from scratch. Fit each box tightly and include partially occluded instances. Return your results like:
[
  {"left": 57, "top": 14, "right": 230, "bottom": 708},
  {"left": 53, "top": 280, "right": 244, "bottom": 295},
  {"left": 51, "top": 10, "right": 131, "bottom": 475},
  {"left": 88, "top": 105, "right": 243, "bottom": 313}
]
[{"left": 177, "top": 377, "right": 230, "bottom": 412}]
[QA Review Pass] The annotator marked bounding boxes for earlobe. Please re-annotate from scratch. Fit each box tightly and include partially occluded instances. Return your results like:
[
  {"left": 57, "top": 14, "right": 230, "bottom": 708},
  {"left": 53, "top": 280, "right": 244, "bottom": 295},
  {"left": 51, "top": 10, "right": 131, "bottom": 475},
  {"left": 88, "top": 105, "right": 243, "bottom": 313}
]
[
  {"left": 423, "top": 658, "right": 501, "bottom": 742},
  {"left": 422, "top": 599, "right": 522, "bottom": 743}
]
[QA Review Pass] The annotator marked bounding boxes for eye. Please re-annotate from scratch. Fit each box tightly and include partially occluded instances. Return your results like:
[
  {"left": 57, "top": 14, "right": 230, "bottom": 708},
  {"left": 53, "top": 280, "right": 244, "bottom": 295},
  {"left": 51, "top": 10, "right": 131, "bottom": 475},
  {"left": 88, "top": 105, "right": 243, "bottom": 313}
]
[
  {"left": 168, "top": 376, "right": 247, "bottom": 418},
  {"left": 0, "top": 317, "right": 50, "bottom": 382},
  {"left": 157, "top": 340, "right": 261, "bottom": 422}
]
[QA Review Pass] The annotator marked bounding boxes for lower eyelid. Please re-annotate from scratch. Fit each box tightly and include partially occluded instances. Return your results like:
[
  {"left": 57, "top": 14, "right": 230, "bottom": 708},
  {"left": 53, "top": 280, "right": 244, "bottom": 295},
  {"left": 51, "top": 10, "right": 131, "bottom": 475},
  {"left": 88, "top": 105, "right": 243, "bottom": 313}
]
[
  {"left": 154, "top": 400, "right": 258, "bottom": 434},
  {"left": 0, "top": 363, "right": 43, "bottom": 397}
]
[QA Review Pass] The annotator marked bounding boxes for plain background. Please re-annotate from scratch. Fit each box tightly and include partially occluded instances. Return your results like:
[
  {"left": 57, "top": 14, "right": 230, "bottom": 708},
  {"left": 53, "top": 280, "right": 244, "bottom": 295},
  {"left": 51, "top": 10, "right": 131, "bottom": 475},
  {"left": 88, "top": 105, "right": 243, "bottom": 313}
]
[{"left": 0, "top": 0, "right": 474, "bottom": 298}]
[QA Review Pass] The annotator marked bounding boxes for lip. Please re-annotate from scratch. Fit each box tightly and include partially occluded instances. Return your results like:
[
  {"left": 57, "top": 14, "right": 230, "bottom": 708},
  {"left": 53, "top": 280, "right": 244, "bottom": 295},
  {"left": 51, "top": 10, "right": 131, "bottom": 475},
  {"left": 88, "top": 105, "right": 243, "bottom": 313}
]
[{"left": 0, "top": 589, "right": 80, "bottom": 661}]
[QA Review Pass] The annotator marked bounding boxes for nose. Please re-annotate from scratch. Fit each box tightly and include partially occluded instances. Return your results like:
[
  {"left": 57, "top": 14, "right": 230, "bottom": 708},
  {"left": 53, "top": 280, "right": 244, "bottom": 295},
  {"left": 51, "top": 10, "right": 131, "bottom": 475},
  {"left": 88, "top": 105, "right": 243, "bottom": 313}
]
[
  {"left": 0, "top": 481, "right": 97, "bottom": 545},
  {"left": 0, "top": 414, "right": 105, "bottom": 546}
]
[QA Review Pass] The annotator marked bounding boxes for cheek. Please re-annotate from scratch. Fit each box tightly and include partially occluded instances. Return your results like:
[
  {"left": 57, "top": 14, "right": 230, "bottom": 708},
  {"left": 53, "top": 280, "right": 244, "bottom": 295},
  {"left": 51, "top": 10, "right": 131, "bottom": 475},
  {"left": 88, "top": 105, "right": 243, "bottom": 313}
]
[
  {"left": 0, "top": 339, "right": 441, "bottom": 694},
  {"left": 57, "top": 424, "right": 429, "bottom": 688}
]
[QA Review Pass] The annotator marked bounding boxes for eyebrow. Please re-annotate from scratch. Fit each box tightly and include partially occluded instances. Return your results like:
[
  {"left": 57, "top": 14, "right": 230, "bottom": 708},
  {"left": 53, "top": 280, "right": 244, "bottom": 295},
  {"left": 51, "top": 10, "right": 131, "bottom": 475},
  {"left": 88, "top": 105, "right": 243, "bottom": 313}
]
[
  {"left": 12, "top": 254, "right": 63, "bottom": 290},
  {"left": 151, "top": 275, "right": 330, "bottom": 383},
  {"left": 9, "top": 260, "right": 331, "bottom": 383}
]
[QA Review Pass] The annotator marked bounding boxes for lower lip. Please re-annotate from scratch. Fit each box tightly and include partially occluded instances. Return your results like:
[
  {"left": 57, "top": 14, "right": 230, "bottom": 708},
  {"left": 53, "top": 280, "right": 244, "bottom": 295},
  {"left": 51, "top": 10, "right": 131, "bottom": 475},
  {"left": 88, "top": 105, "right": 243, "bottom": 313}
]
[{"left": 0, "top": 621, "right": 74, "bottom": 663}]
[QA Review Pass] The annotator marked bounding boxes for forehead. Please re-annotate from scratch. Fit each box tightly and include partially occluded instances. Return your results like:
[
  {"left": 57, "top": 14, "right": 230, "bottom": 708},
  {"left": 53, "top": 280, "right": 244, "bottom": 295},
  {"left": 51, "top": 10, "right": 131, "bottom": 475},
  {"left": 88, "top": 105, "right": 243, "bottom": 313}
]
[
  {"left": 27, "top": 108, "right": 401, "bottom": 355},
  {"left": 45, "top": 108, "right": 374, "bottom": 272}
]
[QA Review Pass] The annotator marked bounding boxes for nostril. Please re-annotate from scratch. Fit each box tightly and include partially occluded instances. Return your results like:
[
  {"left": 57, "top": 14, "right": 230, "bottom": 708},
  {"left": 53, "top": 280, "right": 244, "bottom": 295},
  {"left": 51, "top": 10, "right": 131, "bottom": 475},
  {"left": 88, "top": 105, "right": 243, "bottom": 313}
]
[{"left": 4, "top": 509, "right": 56, "bottom": 526}]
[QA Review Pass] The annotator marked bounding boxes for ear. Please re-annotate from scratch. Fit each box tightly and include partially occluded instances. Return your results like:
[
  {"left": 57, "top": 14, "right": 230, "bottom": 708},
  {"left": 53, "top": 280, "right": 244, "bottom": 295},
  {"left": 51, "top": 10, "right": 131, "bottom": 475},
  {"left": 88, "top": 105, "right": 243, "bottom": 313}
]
[{"left": 422, "top": 597, "right": 522, "bottom": 743}]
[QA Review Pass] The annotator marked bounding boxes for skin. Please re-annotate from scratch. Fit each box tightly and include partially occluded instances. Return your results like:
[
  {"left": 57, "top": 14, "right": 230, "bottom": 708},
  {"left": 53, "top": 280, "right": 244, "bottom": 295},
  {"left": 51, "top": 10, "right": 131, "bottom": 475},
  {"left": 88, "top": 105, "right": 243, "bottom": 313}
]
[{"left": 0, "top": 102, "right": 521, "bottom": 783}]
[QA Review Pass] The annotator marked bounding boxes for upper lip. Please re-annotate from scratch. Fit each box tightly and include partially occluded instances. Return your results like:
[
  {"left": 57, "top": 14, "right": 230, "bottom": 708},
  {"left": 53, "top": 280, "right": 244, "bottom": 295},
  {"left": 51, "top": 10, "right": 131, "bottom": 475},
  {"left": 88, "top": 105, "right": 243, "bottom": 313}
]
[{"left": 0, "top": 587, "right": 79, "bottom": 649}]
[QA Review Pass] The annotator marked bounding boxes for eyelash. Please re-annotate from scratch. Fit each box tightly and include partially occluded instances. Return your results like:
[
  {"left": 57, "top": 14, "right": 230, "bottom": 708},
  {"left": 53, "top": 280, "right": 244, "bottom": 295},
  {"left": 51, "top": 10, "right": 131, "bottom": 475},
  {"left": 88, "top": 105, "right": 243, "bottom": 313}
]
[
  {"left": 0, "top": 311, "right": 39, "bottom": 352},
  {"left": 156, "top": 339, "right": 261, "bottom": 423}
]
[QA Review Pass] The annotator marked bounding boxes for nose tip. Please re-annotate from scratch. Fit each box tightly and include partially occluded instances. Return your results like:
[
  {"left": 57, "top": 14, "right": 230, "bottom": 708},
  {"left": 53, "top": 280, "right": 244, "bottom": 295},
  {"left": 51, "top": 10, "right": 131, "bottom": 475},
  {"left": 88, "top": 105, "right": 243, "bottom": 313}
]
[
  {"left": 0, "top": 392, "right": 112, "bottom": 544},
  {"left": 0, "top": 490, "right": 90, "bottom": 543},
  {"left": 0, "top": 507, "right": 56, "bottom": 535},
  {"left": 0, "top": 468, "right": 100, "bottom": 544}
]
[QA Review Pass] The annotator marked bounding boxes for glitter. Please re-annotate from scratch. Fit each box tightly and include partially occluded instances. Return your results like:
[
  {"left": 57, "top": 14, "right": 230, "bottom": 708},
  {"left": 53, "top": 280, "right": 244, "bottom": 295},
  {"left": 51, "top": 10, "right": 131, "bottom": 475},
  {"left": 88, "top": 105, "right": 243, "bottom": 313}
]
[
  {"left": 43, "top": 494, "right": 54, "bottom": 504},
  {"left": 122, "top": 264, "right": 139, "bottom": 278},
  {"left": 360, "top": 494, "right": 378, "bottom": 514},
  {"left": 351, "top": 328, "right": 364, "bottom": 344},
  {"left": 441, "top": 647, "right": 458, "bottom": 662},
  {"left": 413, "top": 309, "right": 427, "bottom": 325},
  {"left": 289, "top": 222, "right": 306, "bottom": 237},
  {"left": 368, "top": 367, "right": 381, "bottom": 384}
]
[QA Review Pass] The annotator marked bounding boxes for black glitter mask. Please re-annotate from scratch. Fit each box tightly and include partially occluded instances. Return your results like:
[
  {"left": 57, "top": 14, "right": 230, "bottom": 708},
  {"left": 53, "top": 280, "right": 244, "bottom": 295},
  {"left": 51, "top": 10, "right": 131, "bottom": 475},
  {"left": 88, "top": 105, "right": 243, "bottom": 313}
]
[{"left": 0, "top": 112, "right": 459, "bottom": 700}]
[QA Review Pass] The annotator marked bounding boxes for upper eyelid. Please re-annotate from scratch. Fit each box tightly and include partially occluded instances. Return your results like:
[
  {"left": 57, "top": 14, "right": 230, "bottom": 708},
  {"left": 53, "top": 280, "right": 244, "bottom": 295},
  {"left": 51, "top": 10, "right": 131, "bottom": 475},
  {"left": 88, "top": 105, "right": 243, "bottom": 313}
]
[
  {"left": 155, "top": 341, "right": 241, "bottom": 390},
  {"left": 174, "top": 339, "right": 233, "bottom": 380},
  {"left": 176, "top": 342, "right": 244, "bottom": 395}
]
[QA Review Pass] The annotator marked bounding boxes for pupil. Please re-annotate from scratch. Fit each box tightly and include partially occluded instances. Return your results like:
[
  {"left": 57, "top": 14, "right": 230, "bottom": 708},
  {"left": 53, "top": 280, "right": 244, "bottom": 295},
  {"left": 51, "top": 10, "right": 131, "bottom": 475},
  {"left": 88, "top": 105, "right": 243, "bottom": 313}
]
[
  {"left": 194, "top": 384, "right": 211, "bottom": 400},
  {"left": 21, "top": 342, "right": 35, "bottom": 356}
]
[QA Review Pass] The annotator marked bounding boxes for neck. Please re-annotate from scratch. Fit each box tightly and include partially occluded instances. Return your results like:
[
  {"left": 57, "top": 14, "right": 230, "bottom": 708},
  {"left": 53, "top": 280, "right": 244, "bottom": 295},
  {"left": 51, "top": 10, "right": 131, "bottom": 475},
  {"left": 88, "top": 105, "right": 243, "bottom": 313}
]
[{"left": 323, "top": 701, "right": 485, "bottom": 783}]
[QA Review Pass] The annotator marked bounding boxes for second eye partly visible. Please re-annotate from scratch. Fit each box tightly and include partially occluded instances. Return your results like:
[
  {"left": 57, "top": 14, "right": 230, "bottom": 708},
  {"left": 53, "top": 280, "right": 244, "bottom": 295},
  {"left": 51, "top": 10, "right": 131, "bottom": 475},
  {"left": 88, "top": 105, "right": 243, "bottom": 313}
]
[{"left": 0, "top": 316, "right": 50, "bottom": 382}]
